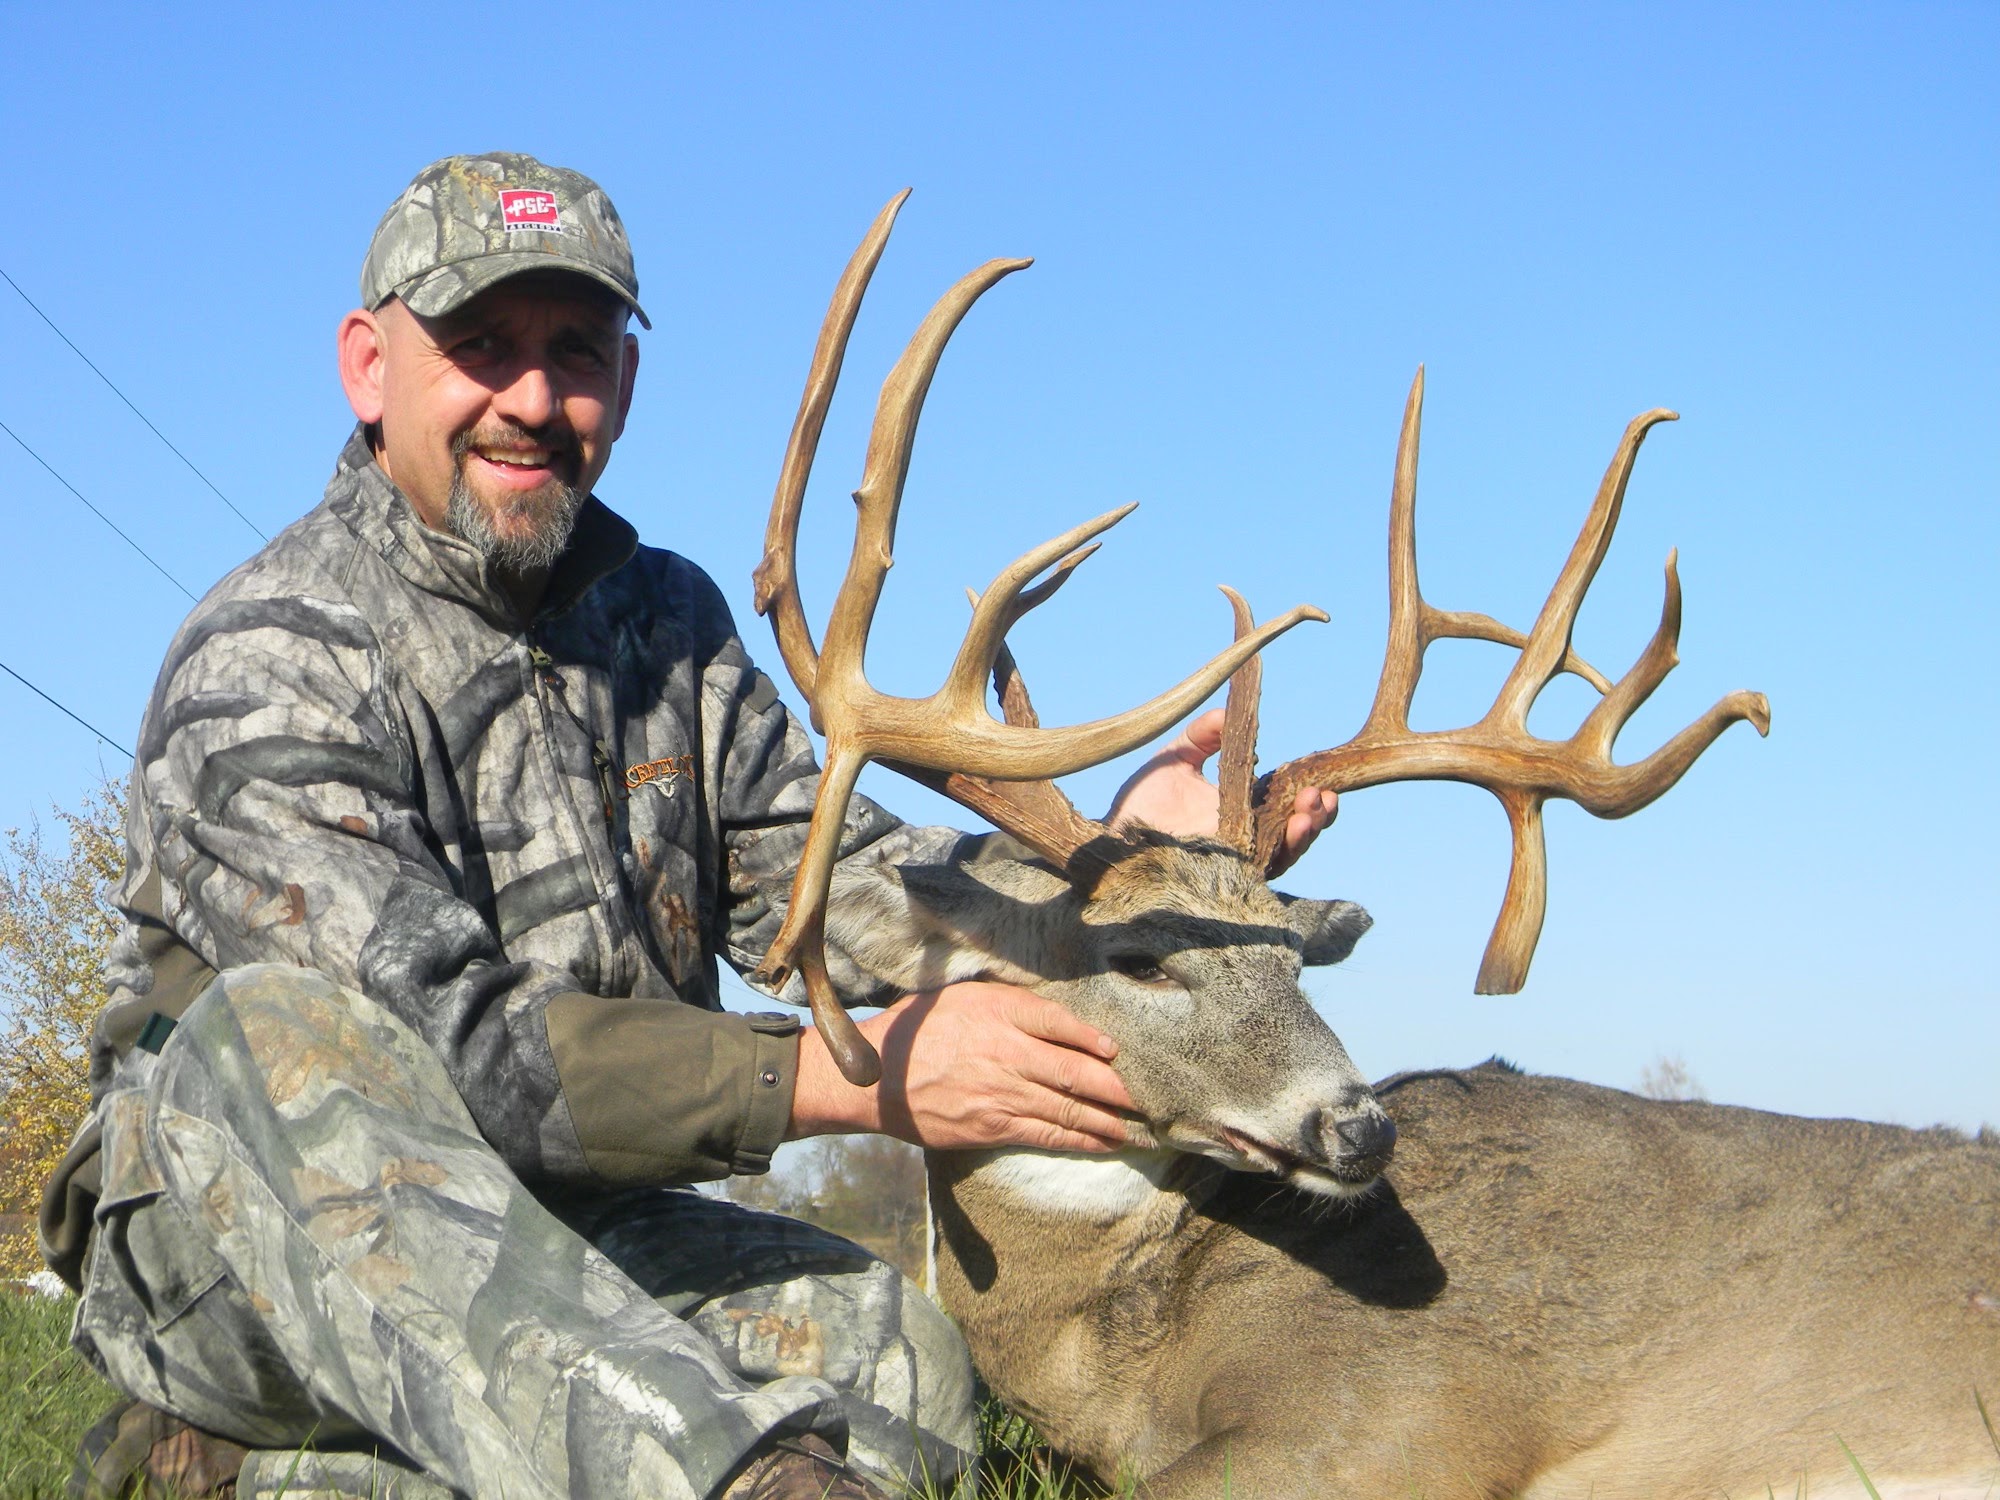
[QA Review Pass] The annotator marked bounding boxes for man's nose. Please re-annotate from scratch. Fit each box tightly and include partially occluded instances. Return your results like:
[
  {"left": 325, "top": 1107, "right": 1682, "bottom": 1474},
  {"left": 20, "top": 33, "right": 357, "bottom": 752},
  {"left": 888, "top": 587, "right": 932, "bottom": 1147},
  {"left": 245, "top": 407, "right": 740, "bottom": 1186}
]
[{"left": 493, "top": 363, "right": 559, "bottom": 430}]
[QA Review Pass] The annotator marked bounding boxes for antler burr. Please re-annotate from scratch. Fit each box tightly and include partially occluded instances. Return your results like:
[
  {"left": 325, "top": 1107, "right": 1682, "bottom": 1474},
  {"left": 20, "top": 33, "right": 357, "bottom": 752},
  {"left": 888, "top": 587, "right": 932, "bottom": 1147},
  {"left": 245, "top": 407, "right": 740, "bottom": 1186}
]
[
  {"left": 1221, "top": 368, "right": 1770, "bottom": 994},
  {"left": 751, "top": 191, "right": 1325, "bottom": 1084}
]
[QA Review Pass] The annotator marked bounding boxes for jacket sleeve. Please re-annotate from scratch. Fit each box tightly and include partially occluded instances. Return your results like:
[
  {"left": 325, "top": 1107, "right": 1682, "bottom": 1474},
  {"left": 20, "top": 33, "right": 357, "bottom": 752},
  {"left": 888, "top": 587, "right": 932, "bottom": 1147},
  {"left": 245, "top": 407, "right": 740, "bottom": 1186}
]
[{"left": 520, "top": 559, "right": 973, "bottom": 1189}]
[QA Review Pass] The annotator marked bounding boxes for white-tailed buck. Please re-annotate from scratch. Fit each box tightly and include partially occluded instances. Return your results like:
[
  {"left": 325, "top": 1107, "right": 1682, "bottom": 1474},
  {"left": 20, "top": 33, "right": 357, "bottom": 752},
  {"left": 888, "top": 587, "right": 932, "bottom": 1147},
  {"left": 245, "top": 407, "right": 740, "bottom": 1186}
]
[{"left": 758, "top": 194, "right": 2000, "bottom": 1499}]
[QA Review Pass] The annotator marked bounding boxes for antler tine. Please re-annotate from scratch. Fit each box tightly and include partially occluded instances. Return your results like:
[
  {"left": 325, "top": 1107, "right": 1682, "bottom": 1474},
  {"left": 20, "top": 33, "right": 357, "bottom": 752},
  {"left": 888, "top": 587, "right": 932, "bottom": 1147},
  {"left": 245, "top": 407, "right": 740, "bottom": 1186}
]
[
  {"left": 1216, "top": 587, "right": 1262, "bottom": 855},
  {"left": 888, "top": 629, "right": 1111, "bottom": 871},
  {"left": 1250, "top": 381, "right": 1767, "bottom": 993},
  {"left": 990, "top": 639, "right": 1041, "bottom": 728},
  {"left": 1002, "top": 545, "right": 1101, "bottom": 633},
  {"left": 1366, "top": 367, "right": 1611, "bottom": 738},
  {"left": 960, "top": 590, "right": 1051, "bottom": 728},
  {"left": 1486, "top": 409, "right": 1677, "bottom": 732},
  {"left": 754, "top": 189, "right": 912, "bottom": 701},
  {"left": 1577, "top": 547, "right": 1684, "bottom": 754},
  {"left": 1478, "top": 792, "right": 1550, "bottom": 994},
  {"left": 1363, "top": 367, "right": 1430, "bottom": 735},
  {"left": 1566, "top": 547, "right": 1773, "bottom": 814},
  {"left": 817, "top": 256, "right": 1036, "bottom": 709},
  {"left": 950, "top": 507, "right": 1134, "bottom": 714}
]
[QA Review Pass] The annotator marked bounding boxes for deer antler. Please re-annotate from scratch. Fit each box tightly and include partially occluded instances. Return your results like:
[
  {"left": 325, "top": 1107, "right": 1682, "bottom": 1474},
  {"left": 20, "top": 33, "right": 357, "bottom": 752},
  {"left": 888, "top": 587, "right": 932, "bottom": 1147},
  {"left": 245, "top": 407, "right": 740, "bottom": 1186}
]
[
  {"left": 751, "top": 191, "right": 1326, "bottom": 1084},
  {"left": 1228, "top": 367, "right": 1769, "bottom": 994}
]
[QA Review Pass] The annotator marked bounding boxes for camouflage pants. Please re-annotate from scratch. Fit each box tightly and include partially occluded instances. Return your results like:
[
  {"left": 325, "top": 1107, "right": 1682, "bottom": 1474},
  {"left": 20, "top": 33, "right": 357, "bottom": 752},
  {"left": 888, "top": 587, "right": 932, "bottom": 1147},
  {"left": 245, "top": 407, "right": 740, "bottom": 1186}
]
[{"left": 71, "top": 965, "right": 977, "bottom": 1499}]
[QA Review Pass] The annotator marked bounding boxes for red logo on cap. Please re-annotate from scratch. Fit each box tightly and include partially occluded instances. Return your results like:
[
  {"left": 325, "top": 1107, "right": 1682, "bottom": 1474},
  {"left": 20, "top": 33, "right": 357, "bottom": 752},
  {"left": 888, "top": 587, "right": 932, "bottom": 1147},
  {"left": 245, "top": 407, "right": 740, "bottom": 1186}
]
[{"left": 499, "top": 189, "right": 563, "bottom": 233}]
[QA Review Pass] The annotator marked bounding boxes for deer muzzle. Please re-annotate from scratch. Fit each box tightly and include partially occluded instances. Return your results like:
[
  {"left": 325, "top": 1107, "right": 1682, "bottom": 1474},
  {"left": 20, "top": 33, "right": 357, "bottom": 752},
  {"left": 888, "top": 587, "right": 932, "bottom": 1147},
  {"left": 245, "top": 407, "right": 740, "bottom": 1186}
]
[{"left": 1200, "top": 1096, "right": 1395, "bottom": 1197}]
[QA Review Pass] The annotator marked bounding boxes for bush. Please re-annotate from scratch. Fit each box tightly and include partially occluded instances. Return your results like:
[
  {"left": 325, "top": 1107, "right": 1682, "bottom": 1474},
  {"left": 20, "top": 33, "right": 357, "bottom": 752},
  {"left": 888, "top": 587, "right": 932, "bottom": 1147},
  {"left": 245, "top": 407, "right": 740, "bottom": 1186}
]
[
  {"left": 0, "top": 780, "right": 124, "bottom": 1278},
  {"left": 726, "top": 1134, "right": 931, "bottom": 1283}
]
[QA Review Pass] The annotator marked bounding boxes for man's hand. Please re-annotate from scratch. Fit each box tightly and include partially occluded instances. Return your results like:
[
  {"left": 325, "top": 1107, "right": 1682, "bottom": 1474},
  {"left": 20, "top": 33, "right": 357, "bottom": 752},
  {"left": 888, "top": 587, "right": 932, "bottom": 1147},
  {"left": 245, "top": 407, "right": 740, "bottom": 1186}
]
[
  {"left": 789, "top": 981, "right": 1135, "bottom": 1151},
  {"left": 1103, "top": 707, "right": 1337, "bottom": 874}
]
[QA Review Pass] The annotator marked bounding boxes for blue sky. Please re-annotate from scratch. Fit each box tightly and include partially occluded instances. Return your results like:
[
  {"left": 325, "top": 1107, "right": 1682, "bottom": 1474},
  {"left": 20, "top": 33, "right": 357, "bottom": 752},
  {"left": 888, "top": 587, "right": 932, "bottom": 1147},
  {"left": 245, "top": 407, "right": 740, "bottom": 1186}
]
[{"left": 1, "top": 4, "right": 1993, "bottom": 1130}]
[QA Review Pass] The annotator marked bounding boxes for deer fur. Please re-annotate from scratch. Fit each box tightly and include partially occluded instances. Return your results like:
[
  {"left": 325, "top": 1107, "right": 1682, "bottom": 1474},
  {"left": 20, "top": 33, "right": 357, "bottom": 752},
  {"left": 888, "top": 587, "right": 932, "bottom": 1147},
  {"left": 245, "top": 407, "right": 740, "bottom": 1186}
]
[{"left": 829, "top": 834, "right": 2000, "bottom": 1500}]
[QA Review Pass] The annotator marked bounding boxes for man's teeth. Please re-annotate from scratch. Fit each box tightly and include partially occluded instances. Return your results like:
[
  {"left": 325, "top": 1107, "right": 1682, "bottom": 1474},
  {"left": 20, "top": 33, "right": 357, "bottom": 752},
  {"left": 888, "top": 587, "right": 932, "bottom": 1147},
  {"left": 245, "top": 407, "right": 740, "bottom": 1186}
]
[{"left": 478, "top": 449, "right": 552, "bottom": 467}]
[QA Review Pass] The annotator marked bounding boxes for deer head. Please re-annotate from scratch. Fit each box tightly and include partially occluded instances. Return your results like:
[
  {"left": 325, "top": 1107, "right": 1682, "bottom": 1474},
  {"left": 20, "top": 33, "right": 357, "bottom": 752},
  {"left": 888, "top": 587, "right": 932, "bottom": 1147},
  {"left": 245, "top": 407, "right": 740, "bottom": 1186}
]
[{"left": 829, "top": 828, "right": 1394, "bottom": 1198}]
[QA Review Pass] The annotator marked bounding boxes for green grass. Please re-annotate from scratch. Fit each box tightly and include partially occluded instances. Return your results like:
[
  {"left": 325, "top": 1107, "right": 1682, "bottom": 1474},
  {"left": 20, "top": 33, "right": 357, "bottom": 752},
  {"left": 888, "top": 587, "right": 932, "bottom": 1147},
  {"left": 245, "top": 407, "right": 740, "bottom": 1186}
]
[
  {"left": 968, "top": 1404, "right": 1101, "bottom": 1499},
  {"left": 0, "top": 1289, "right": 119, "bottom": 1498}
]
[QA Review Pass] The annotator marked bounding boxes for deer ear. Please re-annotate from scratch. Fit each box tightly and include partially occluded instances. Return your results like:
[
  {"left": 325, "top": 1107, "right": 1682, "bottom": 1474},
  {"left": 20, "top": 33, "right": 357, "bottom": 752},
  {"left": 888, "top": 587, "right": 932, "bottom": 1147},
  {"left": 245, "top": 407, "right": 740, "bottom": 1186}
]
[
  {"left": 1276, "top": 895, "right": 1373, "bottom": 967},
  {"left": 826, "top": 849, "right": 1073, "bottom": 991}
]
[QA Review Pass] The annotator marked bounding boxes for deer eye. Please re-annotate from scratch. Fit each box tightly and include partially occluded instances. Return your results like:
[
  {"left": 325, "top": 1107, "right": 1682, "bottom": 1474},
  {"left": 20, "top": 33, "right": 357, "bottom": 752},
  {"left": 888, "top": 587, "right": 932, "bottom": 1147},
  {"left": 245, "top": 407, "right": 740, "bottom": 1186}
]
[{"left": 1109, "top": 954, "right": 1171, "bottom": 985}]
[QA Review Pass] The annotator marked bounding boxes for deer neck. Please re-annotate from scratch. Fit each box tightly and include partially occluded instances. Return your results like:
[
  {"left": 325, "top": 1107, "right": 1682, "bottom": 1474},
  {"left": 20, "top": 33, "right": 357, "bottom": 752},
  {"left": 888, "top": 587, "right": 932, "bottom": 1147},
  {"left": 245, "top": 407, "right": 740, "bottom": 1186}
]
[{"left": 925, "top": 1144, "right": 1222, "bottom": 1467}]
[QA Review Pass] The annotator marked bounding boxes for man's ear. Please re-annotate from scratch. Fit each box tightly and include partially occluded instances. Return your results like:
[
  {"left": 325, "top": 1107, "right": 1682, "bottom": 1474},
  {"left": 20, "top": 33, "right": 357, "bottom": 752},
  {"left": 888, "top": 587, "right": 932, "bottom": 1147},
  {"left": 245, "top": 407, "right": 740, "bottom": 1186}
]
[
  {"left": 613, "top": 331, "right": 639, "bottom": 441},
  {"left": 338, "top": 308, "right": 387, "bottom": 426},
  {"left": 1276, "top": 894, "right": 1373, "bottom": 967},
  {"left": 826, "top": 855, "right": 1074, "bottom": 992}
]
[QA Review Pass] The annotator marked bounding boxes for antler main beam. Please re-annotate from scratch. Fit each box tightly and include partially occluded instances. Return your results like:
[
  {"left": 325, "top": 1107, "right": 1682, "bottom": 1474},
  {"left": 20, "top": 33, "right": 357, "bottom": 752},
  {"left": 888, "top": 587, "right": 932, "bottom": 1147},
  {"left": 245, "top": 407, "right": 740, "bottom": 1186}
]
[
  {"left": 750, "top": 192, "right": 1325, "bottom": 1083},
  {"left": 1251, "top": 368, "right": 1769, "bottom": 993}
]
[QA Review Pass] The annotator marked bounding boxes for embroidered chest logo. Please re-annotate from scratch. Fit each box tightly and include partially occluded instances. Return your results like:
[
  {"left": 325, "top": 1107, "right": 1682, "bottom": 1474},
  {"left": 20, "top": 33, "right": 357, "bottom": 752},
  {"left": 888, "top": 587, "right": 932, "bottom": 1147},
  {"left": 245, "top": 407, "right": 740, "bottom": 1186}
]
[
  {"left": 499, "top": 189, "right": 563, "bottom": 233},
  {"left": 626, "top": 754, "right": 696, "bottom": 797}
]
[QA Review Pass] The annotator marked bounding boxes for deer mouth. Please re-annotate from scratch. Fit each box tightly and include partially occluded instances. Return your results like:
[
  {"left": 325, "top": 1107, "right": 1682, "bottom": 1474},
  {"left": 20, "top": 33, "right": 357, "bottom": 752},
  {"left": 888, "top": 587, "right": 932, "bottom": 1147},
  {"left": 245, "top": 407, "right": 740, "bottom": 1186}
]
[{"left": 1208, "top": 1125, "right": 1381, "bottom": 1197}]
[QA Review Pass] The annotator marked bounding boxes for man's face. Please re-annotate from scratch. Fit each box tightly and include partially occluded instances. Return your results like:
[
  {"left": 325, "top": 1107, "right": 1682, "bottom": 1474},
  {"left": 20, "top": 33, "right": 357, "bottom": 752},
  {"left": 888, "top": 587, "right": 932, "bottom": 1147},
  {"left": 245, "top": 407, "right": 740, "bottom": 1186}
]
[{"left": 340, "top": 272, "right": 639, "bottom": 570}]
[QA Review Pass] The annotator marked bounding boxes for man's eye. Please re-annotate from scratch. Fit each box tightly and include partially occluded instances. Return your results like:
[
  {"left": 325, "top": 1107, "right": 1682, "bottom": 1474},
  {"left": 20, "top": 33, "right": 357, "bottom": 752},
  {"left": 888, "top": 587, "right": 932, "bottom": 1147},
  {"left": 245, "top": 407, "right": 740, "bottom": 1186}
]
[
  {"left": 1109, "top": 954, "right": 1169, "bottom": 985},
  {"left": 557, "top": 339, "right": 611, "bottom": 369}
]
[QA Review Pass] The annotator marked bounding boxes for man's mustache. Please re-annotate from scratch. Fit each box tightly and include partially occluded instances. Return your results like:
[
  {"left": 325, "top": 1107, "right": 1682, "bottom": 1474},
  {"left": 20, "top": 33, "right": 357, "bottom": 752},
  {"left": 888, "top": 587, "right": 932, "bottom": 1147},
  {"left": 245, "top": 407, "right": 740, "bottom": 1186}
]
[{"left": 450, "top": 423, "right": 581, "bottom": 477}]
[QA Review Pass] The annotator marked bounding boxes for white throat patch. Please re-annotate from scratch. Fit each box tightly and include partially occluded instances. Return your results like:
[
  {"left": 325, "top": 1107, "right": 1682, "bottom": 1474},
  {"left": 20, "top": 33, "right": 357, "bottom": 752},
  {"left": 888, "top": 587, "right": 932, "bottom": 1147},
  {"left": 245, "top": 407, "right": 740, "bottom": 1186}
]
[{"left": 972, "top": 1147, "right": 1180, "bottom": 1221}]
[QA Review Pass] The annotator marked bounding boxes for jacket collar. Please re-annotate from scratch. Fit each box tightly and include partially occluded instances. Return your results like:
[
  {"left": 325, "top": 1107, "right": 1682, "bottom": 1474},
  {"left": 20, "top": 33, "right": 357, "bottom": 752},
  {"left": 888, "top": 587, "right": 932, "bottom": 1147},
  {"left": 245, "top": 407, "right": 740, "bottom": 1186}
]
[{"left": 324, "top": 424, "right": 638, "bottom": 627}]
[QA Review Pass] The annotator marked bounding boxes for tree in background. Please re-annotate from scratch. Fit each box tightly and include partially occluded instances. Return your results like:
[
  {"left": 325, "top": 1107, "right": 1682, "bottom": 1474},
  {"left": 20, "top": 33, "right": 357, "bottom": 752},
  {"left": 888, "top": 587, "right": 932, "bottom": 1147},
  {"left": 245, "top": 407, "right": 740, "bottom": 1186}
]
[
  {"left": 726, "top": 1134, "right": 929, "bottom": 1284},
  {"left": 1639, "top": 1053, "right": 1707, "bottom": 1102},
  {"left": 0, "top": 780, "right": 124, "bottom": 1278}
]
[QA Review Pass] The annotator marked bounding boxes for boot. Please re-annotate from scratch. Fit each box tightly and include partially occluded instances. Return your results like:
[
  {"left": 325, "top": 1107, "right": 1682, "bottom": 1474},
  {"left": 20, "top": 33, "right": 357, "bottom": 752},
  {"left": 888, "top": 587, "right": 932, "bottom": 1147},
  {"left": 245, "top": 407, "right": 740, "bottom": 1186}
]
[
  {"left": 71, "top": 1400, "right": 249, "bottom": 1499},
  {"left": 719, "top": 1433, "right": 893, "bottom": 1500}
]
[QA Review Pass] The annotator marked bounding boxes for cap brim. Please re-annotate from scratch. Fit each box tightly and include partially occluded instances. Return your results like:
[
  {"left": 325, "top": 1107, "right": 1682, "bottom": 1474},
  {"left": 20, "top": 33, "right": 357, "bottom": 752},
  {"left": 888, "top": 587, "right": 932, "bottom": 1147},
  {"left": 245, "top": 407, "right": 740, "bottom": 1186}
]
[{"left": 389, "top": 252, "right": 651, "bottom": 330}]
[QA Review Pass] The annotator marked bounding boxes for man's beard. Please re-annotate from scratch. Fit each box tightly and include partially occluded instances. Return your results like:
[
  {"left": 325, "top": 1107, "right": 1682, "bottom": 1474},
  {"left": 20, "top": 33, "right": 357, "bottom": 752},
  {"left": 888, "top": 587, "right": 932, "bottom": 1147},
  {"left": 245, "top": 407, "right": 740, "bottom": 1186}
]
[{"left": 445, "top": 429, "right": 586, "bottom": 573}]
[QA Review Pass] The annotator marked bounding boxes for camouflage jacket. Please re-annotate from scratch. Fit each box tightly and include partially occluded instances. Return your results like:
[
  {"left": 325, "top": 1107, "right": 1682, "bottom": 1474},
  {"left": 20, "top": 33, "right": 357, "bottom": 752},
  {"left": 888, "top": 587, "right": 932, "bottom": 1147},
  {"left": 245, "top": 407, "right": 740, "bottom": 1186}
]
[{"left": 45, "top": 428, "right": 957, "bottom": 1278}]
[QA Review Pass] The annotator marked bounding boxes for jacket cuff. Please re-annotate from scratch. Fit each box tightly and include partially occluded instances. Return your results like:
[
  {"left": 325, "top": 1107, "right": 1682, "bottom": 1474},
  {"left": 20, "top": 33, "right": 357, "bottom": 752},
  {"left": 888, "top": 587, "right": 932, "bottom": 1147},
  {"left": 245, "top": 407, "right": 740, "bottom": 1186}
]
[
  {"left": 732, "top": 1012, "right": 800, "bottom": 1176},
  {"left": 543, "top": 994, "right": 801, "bottom": 1185}
]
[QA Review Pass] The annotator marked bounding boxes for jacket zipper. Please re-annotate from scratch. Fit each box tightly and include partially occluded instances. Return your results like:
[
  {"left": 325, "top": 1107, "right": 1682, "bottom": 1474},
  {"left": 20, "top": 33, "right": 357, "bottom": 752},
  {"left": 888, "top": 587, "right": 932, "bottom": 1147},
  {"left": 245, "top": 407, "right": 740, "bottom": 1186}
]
[
  {"left": 528, "top": 643, "right": 619, "bottom": 826},
  {"left": 523, "top": 635, "right": 638, "bottom": 993}
]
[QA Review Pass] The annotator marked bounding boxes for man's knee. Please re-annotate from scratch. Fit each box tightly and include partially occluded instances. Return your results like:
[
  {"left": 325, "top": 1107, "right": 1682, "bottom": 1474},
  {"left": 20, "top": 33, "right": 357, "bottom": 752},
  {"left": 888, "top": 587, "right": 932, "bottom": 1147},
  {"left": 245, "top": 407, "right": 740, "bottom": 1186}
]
[
  {"left": 685, "top": 1250, "right": 978, "bottom": 1461},
  {"left": 163, "top": 964, "right": 474, "bottom": 1137},
  {"left": 72, "top": 964, "right": 494, "bottom": 1442}
]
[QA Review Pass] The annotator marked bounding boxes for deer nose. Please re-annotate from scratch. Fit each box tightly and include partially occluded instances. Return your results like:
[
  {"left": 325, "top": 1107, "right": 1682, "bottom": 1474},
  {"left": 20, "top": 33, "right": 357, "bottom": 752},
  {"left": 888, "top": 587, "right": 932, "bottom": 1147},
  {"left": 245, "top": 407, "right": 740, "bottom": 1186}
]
[{"left": 1328, "top": 1110, "right": 1397, "bottom": 1176}]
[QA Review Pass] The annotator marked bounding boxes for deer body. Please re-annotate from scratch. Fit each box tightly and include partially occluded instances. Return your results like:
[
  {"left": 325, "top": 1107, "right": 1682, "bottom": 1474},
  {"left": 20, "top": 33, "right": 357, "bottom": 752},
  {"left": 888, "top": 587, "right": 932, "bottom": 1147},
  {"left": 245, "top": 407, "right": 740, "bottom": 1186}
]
[
  {"left": 934, "top": 1070, "right": 2000, "bottom": 1499},
  {"left": 831, "top": 845, "right": 2000, "bottom": 1499}
]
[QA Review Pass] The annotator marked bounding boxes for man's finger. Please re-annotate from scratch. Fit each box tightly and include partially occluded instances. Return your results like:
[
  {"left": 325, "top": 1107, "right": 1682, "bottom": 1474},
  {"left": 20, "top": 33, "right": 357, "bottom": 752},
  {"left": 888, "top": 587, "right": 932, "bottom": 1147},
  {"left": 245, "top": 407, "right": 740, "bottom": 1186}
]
[
  {"left": 1290, "top": 786, "right": 1336, "bottom": 825},
  {"left": 1027, "top": 1048, "right": 1135, "bottom": 1113},
  {"left": 1007, "top": 992, "right": 1120, "bottom": 1060},
  {"left": 1023, "top": 1106, "right": 1131, "bottom": 1153},
  {"left": 1175, "top": 707, "right": 1225, "bottom": 765},
  {"left": 1044, "top": 1087, "right": 1131, "bottom": 1141}
]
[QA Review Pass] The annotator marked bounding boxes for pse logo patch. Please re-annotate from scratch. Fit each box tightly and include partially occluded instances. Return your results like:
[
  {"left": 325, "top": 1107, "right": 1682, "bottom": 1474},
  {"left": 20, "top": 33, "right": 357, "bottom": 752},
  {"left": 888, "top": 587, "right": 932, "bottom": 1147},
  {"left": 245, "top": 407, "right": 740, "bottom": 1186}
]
[{"left": 499, "top": 189, "right": 562, "bottom": 233}]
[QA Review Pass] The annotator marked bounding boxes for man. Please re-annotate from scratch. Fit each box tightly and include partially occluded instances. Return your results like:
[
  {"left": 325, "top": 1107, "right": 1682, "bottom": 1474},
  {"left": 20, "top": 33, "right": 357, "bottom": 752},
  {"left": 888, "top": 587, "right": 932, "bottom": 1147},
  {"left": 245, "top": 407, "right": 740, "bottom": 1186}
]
[{"left": 42, "top": 153, "right": 1333, "bottom": 1500}]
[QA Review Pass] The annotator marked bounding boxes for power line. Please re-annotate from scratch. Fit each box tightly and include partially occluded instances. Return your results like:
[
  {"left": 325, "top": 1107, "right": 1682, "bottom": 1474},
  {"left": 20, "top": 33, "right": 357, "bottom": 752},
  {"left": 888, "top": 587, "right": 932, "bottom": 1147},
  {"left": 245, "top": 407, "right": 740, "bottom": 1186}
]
[
  {"left": 0, "top": 266, "right": 266, "bottom": 541},
  {"left": 0, "top": 658, "right": 133, "bottom": 759},
  {"left": 0, "top": 417, "right": 198, "bottom": 602}
]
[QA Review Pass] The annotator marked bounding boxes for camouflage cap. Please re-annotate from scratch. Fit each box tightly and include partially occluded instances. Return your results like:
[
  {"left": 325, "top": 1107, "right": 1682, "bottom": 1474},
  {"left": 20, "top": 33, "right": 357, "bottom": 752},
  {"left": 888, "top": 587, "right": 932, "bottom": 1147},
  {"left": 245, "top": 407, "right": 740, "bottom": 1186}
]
[{"left": 360, "top": 152, "right": 650, "bottom": 329}]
